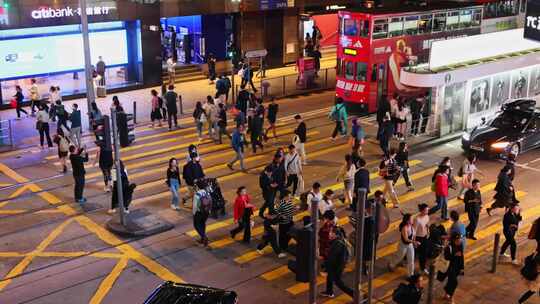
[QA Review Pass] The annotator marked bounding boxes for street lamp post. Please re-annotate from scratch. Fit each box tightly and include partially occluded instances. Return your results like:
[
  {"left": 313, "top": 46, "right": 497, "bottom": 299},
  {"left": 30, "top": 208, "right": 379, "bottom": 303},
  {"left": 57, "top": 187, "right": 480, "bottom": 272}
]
[{"left": 79, "top": 0, "right": 95, "bottom": 130}]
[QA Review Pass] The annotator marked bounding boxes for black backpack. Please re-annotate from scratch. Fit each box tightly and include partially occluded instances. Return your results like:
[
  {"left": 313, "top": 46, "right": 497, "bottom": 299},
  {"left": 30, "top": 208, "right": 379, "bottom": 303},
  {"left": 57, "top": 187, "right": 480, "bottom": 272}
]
[
  {"left": 521, "top": 253, "right": 539, "bottom": 281},
  {"left": 392, "top": 283, "right": 415, "bottom": 304}
]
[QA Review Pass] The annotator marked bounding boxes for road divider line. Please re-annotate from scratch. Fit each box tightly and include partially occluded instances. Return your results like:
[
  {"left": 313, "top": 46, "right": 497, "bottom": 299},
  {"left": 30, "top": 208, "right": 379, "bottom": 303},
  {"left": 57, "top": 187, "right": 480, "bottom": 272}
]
[{"left": 89, "top": 257, "right": 129, "bottom": 304}]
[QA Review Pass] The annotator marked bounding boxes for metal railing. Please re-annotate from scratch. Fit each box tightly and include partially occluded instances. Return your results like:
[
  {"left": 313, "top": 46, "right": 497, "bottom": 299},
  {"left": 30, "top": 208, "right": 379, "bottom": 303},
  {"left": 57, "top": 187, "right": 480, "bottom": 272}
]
[
  {"left": 235, "top": 67, "right": 336, "bottom": 100},
  {"left": 0, "top": 120, "right": 14, "bottom": 149}
]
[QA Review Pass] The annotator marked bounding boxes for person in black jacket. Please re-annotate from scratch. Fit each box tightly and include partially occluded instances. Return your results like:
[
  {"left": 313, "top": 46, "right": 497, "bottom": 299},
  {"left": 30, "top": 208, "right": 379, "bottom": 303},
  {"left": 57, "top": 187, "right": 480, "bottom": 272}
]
[
  {"left": 500, "top": 204, "right": 522, "bottom": 264},
  {"left": 487, "top": 165, "right": 515, "bottom": 216},
  {"left": 259, "top": 166, "right": 277, "bottom": 218},
  {"left": 164, "top": 85, "right": 178, "bottom": 130},
  {"left": 182, "top": 157, "right": 205, "bottom": 205},
  {"left": 294, "top": 114, "right": 307, "bottom": 165},
  {"left": 69, "top": 145, "right": 89, "bottom": 204},
  {"left": 379, "top": 113, "right": 394, "bottom": 157},
  {"left": 376, "top": 95, "right": 390, "bottom": 139},
  {"left": 270, "top": 153, "right": 287, "bottom": 198},
  {"left": 437, "top": 233, "right": 465, "bottom": 302},
  {"left": 236, "top": 85, "right": 249, "bottom": 114},
  {"left": 320, "top": 227, "right": 353, "bottom": 298},
  {"left": 352, "top": 158, "right": 370, "bottom": 211},
  {"left": 393, "top": 274, "right": 424, "bottom": 304},
  {"left": 464, "top": 179, "right": 482, "bottom": 240}
]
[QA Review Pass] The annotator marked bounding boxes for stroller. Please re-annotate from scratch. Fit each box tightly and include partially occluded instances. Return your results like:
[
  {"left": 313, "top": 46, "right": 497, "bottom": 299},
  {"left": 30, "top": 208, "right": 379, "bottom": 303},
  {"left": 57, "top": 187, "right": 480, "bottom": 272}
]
[{"left": 199, "top": 178, "right": 227, "bottom": 219}]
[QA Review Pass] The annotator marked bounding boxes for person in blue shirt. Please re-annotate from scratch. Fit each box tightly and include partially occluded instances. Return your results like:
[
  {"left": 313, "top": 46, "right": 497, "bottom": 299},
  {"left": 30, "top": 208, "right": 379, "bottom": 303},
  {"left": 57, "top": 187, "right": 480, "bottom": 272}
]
[
  {"left": 227, "top": 125, "right": 246, "bottom": 171},
  {"left": 449, "top": 210, "right": 466, "bottom": 250}
]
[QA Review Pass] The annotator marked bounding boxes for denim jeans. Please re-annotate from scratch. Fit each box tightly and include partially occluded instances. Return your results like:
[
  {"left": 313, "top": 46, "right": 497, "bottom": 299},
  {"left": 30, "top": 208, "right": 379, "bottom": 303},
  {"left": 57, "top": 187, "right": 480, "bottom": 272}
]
[
  {"left": 196, "top": 121, "right": 204, "bottom": 138},
  {"left": 169, "top": 178, "right": 180, "bottom": 207},
  {"left": 229, "top": 149, "right": 245, "bottom": 170},
  {"left": 431, "top": 195, "right": 448, "bottom": 219}
]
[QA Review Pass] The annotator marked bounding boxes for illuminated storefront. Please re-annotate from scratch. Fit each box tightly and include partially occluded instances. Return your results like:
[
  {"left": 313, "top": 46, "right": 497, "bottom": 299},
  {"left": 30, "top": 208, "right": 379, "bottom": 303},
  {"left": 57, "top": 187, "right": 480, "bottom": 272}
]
[
  {"left": 401, "top": 28, "right": 540, "bottom": 137},
  {"left": 0, "top": 0, "right": 161, "bottom": 107}
]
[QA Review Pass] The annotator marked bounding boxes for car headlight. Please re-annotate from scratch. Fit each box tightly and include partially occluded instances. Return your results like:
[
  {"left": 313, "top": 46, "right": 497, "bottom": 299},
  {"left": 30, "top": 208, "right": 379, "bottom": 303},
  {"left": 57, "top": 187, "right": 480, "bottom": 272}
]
[
  {"left": 462, "top": 133, "right": 470, "bottom": 141},
  {"left": 491, "top": 141, "right": 510, "bottom": 149}
]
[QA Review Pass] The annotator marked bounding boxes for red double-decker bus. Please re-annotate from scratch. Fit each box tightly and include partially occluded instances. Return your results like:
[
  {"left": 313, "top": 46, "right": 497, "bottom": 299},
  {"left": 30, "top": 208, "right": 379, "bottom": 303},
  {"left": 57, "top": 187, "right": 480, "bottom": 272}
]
[{"left": 336, "top": 2, "right": 484, "bottom": 113}]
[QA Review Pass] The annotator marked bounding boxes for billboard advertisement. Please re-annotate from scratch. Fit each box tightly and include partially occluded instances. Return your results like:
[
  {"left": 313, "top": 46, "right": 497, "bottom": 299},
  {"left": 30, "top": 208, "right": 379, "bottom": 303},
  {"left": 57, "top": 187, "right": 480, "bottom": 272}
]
[{"left": 0, "top": 29, "right": 128, "bottom": 79}]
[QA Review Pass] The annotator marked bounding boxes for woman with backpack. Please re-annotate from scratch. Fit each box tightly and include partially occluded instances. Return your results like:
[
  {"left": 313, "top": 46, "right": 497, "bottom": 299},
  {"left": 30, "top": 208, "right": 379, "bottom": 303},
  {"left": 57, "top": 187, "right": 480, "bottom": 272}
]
[
  {"left": 388, "top": 213, "right": 418, "bottom": 278},
  {"left": 230, "top": 186, "right": 256, "bottom": 243},
  {"left": 193, "top": 101, "right": 206, "bottom": 142},
  {"left": 150, "top": 89, "right": 162, "bottom": 128},
  {"left": 330, "top": 97, "right": 348, "bottom": 141},
  {"left": 54, "top": 99, "right": 69, "bottom": 132},
  {"left": 320, "top": 227, "right": 353, "bottom": 298},
  {"left": 193, "top": 179, "right": 211, "bottom": 246},
  {"left": 53, "top": 129, "right": 70, "bottom": 173},
  {"left": 393, "top": 141, "right": 414, "bottom": 192},
  {"left": 337, "top": 154, "right": 357, "bottom": 205},
  {"left": 166, "top": 158, "right": 181, "bottom": 210},
  {"left": 381, "top": 148, "right": 400, "bottom": 208},
  {"left": 437, "top": 232, "right": 465, "bottom": 303}
]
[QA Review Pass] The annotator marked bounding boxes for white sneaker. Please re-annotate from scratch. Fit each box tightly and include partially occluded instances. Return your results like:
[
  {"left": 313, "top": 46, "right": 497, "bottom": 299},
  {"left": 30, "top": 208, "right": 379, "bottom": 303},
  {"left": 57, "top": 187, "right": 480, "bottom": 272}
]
[
  {"left": 171, "top": 205, "right": 180, "bottom": 210},
  {"left": 107, "top": 209, "right": 116, "bottom": 214},
  {"left": 500, "top": 253, "right": 510, "bottom": 258},
  {"left": 512, "top": 259, "right": 520, "bottom": 265},
  {"left": 257, "top": 249, "right": 264, "bottom": 255},
  {"left": 104, "top": 186, "right": 111, "bottom": 192},
  {"left": 124, "top": 209, "right": 130, "bottom": 214},
  {"left": 278, "top": 253, "right": 287, "bottom": 258}
]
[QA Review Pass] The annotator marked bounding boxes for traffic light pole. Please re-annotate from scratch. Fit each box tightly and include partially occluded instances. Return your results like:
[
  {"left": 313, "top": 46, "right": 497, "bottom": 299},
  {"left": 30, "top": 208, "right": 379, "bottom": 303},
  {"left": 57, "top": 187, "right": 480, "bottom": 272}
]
[
  {"left": 309, "top": 197, "right": 319, "bottom": 304},
  {"left": 110, "top": 108, "right": 126, "bottom": 225},
  {"left": 354, "top": 188, "right": 367, "bottom": 304},
  {"left": 79, "top": 0, "right": 96, "bottom": 130}
]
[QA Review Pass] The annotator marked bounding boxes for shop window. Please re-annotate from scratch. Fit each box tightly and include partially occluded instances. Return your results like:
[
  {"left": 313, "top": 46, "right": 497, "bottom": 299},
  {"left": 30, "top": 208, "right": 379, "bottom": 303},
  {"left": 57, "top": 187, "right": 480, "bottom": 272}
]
[
  {"left": 343, "top": 19, "right": 358, "bottom": 36},
  {"left": 520, "top": 0, "right": 527, "bottom": 13},
  {"left": 388, "top": 17, "right": 403, "bottom": 37},
  {"left": 359, "top": 20, "right": 370, "bottom": 38},
  {"left": 446, "top": 11, "right": 459, "bottom": 30},
  {"left": 485, "top": 3, "right": 497, "bottom": 18},
  {"left": 345, "top": 61, "right": 355, "bottom": 80},
  {"left": 418, "top": 14, "right": 432, "bottom": 34},
  {"left": 459, "top": 10, "right": 472, "bottom": 28},
  {"left": 371, "top": 64, "right": 378, "bottom": 81},
  {"left": 356, "top": 62, "right": 367, "bottom": 81},
  {"left": 373, "top": 19, "right": 388, "bottom": 39},
  {"left": 433, "top": 13, "right": 447, "bottom": 32},
  {"left": 404, "top": 15, "right": 419, "bottom": 35}
]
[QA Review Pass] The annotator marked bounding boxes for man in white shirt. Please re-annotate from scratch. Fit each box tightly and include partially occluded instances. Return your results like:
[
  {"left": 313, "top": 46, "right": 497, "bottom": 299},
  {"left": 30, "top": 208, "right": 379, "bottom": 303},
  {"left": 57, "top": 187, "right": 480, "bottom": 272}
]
[
  {"left": 167, "top": 57, "right": 176, "bottom": 84},
  {"left": 307, "top": 182, "right": 323, "bottom": 214},
  {"left": 284, "top": 144, "right": 302, "bottom": 196}
]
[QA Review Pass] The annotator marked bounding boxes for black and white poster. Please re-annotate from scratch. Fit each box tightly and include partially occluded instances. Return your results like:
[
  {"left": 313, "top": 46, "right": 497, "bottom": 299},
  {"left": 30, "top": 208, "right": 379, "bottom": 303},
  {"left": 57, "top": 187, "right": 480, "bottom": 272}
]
[
  {"left": 511, "top": 68, "right": 529, "bottom": 99},
  {"left": 470, "top": 78, "right": 491, "bottom": 114},
  {"left": 491, "top": 72, "right": 510, "bottom": 109},
  {"left": 529, "top": 65, "right": 540, "bottom": 96}
]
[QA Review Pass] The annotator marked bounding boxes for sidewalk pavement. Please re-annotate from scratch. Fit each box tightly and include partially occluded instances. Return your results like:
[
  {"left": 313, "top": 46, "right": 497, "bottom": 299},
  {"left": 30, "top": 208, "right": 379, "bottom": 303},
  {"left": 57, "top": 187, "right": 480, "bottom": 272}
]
[{"left": 3, "top": 57, "right": 336, "bottom": 149}]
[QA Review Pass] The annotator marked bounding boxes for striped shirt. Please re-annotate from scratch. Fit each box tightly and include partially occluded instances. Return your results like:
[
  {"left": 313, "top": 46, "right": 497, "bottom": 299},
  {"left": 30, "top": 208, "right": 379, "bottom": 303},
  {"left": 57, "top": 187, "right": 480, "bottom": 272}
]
[{"left": 276, "top": 199, "right": 295, "bottom": 224}]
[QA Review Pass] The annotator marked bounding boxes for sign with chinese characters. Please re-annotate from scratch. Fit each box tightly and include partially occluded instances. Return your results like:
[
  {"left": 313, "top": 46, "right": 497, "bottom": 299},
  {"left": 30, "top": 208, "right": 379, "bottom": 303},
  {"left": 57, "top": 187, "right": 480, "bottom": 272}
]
[
  {"left": 525, "top": 0, "right": 540, "bottom": 41},
  {"left": 336, "top": 80, "right": 365, "bottom": 92},
  {"left": 31, "top": 5, "right": 114, "bottom": 20}
]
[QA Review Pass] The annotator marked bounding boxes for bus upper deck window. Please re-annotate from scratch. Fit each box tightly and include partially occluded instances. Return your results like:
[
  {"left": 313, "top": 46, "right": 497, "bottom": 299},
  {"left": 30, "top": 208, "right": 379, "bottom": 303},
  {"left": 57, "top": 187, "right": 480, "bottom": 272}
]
[
  {"left": 404, "top": 15, "right": 419, "bottom": 35},
  {"left": 433, "top": 13, "right": 446, "bottom": 32},
  {"left": 446, "top": 11, "right": 459, "bottom": 30},
  {"left": 344, "top": 19, "right": 359, "bottom": 36},
  {"left": 345, "top": 61, "right": 355, "bottom": 80},
  {"left": 356, "top": 62, "right": 367, "bottom": 81},
  {"left": 418, "top": 15, "right": 432, "bottom": 34},
  {"left": 389, "top": 17, "right": 403, "bottom": 37},
  {"left": 373, "top": 19, "right": 388, "bottom": 39}
]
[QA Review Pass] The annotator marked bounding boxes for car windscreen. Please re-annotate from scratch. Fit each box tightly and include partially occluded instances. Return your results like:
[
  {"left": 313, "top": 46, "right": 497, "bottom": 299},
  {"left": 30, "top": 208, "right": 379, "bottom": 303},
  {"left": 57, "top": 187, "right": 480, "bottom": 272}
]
[{"left": 489, "top": 110, "right": 530, "bottom": 130}]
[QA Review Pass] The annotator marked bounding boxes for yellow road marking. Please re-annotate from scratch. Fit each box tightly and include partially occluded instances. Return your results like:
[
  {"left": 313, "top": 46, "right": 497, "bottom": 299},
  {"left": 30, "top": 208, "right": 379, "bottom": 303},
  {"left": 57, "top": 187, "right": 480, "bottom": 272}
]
[
  {"left": 0, "top": 251, "right": 125, "bottom": 259},
  {"left": 0, "top": 218, "right": 73, "bottom": 291},
  {"left": 0, "top": 210, "right": 25, "bottom": 214},
  {"left": 89, "top": 257, "right": 129, "bottom": 304},
  {"left": 0, "top": 163, "right": 183, "bottom": 297}
]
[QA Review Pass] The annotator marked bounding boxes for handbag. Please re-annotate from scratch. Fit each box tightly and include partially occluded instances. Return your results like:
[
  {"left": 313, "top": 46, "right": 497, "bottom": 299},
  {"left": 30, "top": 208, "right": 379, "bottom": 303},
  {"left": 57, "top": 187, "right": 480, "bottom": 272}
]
[
  {"left": 36, "top": 121, "right": 43, "bottom": 130},
  {"left": 292, "top": 135, "right": 300, "bottom": 145},
  {"left": 10, "top": 99, "right": 17, "bottom": 109}
]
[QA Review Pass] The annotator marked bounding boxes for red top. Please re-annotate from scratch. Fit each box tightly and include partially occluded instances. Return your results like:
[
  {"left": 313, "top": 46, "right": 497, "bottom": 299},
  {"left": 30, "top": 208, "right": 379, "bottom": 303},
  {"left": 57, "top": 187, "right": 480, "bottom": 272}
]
[
  {"left": 318, "top": 221, "right": 336, "bottom": 260},
  {"left": 233, "top": 194, "right": 255, "bottom": 221},
  {"left": 435, "top": 173, "right": 449, "bottom": 197}
]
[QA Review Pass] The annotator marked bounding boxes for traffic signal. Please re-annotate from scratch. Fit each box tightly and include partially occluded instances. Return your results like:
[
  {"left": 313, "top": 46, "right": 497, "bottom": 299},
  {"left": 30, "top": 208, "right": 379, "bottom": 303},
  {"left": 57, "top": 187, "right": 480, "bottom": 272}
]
[
  {"left": 117, "top": 112, "right": 135, "bottom": 147},
  {"left": 287, "top": 226, "right": 314, "bottom": 283},
  {"left": 94, "top": 115, "right": 112, "bottom": 151}
]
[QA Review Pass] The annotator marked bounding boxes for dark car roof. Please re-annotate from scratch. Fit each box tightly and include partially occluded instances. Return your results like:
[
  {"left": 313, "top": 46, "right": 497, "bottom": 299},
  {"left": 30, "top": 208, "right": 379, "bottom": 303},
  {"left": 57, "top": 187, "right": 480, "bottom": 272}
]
[
  {"left": 502, "top": 99, "right": 537, "bottom": 113},
  {"left": 144, "top": 282, "right": 238, "bottom": 304}
]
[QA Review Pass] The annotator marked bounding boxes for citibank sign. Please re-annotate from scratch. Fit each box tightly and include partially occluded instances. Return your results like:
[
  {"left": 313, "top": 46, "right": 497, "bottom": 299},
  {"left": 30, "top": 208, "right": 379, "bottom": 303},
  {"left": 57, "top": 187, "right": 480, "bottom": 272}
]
[{"left": 31, "top": 6, "right": 113, "bottom": 20}]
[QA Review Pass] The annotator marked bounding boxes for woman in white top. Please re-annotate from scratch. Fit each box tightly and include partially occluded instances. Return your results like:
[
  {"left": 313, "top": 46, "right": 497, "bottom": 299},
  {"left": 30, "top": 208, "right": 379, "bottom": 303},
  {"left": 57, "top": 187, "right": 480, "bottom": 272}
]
[
  {"left": 388, "top": 213, "right": 418, "bottom": 277},
  {"left": 458, "top": 154, "right": 483, "bottom": 199},
  {"left": 395, "top": 100, "right": 409, "bottom": 140},
  {"left": 320, "top": 189, "right": 337, "bottom": 225},
  {"left": 414, "top": 203, "right": 430, "bottom": 274},
  {"left": 337, "top": 154, "right": 357, "bottom": 205},
  {"left": 36, "top": 104, "right": 53, "bottom": 149}
]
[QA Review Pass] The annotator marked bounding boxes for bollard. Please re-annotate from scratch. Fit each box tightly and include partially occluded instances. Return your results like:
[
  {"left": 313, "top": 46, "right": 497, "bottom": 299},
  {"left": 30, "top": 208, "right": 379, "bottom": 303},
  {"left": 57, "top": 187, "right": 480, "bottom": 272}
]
[
  {"left": 282, "top": 76, "right": 286, "bottom": 96},
  {"left": 132, "top": 101, "right": 137, "bottom": 124},
  {"left": 178, "top": 95, "right": 184, "bottom": 115},
  {"left": 426, "top": 263, "right": 436, "bottom": 304},
  {"left": 308, "top": 197, "right": 319, "bottom": 304},
  {"left": 491, "top": 233, "right": 501, "bottom": 273},
  {"left": 354, "top": 188, "right": 367, "bottom": 304}
]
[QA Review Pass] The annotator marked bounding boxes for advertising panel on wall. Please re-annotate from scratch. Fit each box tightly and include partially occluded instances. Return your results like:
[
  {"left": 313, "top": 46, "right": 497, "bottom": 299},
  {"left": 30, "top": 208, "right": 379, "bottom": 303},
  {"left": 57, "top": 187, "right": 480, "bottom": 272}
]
[
  {"left": 511, "top": 68, "right": 530, "bottom": 98},
  {"left": 491, "top": 72, "right": 510, "bottom": 109},
  {"left": 524, "top": 0, "right": 540, "bottom": 42},
  {"left": 442, "top": 82, "right": 466, "bottom": 136}
]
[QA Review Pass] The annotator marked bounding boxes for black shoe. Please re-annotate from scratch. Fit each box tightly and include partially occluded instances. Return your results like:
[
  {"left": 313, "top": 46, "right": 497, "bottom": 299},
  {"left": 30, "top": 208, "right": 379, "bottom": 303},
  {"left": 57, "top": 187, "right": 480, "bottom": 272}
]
[
  {"left": 230, "top": 231, "right": 236, "bottom": 239},
  {"left": 227, "top": 163, "right": 233, "bottom": 171},
  {"left": 486, "top": 208, "right": 492, "bottom": 216},
  {"left": 467, "top": 235, "right": 478, "bottom": 240}
]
